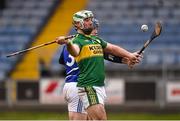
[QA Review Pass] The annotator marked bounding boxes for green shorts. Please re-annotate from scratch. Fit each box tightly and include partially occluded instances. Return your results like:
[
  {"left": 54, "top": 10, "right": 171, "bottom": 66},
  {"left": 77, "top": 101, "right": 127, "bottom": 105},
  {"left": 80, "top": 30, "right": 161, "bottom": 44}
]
[{"left": 78, "top": 86, "right": 107, "bottom": 109}]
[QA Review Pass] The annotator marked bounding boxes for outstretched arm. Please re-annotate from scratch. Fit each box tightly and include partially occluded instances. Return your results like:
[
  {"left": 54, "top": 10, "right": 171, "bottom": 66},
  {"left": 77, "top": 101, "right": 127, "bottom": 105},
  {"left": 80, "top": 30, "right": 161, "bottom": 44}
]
[
  {"left": 55, "top": 36, "right": 80, "bottom": 57},
  {"left": 104, "top": 52, "right": 140, "bottom": 65},
  {"left": 104, "top": 43, "right": 139, "bottom": 63}
]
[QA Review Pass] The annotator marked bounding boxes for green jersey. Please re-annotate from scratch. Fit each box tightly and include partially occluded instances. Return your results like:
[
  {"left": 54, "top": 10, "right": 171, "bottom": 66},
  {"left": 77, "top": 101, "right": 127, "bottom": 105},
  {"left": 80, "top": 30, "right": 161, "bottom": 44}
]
[{"left": 72, "top": 34, "right": 107, "bottom": 87}]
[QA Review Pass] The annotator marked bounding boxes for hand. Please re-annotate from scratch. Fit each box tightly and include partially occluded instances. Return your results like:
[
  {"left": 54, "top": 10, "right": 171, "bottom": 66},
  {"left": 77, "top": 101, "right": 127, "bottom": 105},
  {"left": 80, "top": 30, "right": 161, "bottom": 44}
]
[
  {"left": 127, "top": 51, "right": 143, "bottom": 68},
  {"left": 128, "top": 52, "right": 139, "bottom": 64},
  {"left": 121, "top": 57, "right": 128, "bottom": 64},
  {"left": 55, "top": 36, "right": 69, "bottom": 45},
  {"left": 133, "top": 51, "right": 143, "bottom": 63},
  {"left": 121, "top": 57, "right": 135, "bottom": 68},
  {"left": 121, "top": 57, "right": 136, "bottom": 68}
]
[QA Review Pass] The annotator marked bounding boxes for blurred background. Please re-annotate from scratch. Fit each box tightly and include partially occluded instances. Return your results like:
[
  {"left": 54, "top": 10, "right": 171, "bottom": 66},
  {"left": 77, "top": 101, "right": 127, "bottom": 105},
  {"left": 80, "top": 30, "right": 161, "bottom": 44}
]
[{"left": 0, "top": 0, "right": 180, "bottom": 120}]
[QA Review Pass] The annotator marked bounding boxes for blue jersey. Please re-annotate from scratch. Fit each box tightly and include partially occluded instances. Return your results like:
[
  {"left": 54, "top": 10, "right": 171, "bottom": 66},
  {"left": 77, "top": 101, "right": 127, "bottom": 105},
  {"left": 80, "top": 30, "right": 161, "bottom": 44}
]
[{"left": 59, "top": 45, "right": 79, "bottom": 83}]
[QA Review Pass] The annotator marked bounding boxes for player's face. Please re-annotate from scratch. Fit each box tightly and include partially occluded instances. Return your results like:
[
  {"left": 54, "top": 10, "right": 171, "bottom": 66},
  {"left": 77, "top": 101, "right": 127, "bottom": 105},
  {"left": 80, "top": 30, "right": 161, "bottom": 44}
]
[{"left": 83, "top": 17, "right": 93, "bottom": 29}]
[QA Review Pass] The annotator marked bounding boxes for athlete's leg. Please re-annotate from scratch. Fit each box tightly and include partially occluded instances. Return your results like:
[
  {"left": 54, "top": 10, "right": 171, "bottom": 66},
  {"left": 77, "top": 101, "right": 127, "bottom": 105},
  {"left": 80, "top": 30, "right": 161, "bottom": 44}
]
[
  {"left": 67, "top": 98, "right": 88, "bottom": 120},
  {"left": 86, "top": 104, "right": 107, "bottom": 120},
  {"left": 63, "top": 82, "right": 88, "bottom": 120},
  {"left": 78, "top": 86, "right": 107, "bottom": 120},
  {"left": 69, "top": 112, "right": 87, "bottom": 120}
]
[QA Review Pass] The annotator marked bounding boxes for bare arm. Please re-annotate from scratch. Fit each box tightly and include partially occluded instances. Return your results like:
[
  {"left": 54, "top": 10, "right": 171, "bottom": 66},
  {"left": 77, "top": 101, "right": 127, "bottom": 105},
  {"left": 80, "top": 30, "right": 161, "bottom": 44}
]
[
  {"left": 55, "top": 36, "right": 80, "bottom": 57},
  {"left": 104, "top": 43, "right": 143, "bottom": 68},
  {"left": 66, "top": 43, "right": 80, "bottom": 57},
  {"left": 104, "top": 43, "right": 137, "bottom": 60}
]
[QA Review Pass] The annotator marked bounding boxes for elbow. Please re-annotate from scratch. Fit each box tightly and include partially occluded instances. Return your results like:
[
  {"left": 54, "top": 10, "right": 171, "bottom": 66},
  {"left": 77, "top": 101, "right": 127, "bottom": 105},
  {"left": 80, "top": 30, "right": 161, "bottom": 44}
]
[
  {"left": 71, "top": 52, "right": 78, "bottom": 57},
  {"left": 69, "top": 51, "right": 79, "bottom": 57},
  {"left": 67, "top": 44, "right": 80, "bottom": 57}
]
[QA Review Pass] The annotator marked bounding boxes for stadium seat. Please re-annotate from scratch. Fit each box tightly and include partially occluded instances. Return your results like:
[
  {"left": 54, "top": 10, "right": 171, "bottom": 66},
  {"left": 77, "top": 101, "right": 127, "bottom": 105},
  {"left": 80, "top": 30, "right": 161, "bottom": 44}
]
[
  {"left": 0, "top": 0, "right": 59, "bottom": 81},
  {"left": 86, "top": 0, "right": 180, "bottom": 68}
]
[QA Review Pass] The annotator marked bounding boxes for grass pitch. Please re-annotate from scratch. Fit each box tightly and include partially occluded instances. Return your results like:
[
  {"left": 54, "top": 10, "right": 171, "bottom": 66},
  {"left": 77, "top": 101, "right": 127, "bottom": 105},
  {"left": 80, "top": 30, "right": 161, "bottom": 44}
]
[{"left": 0, "top": 111, "right": 180, "bottom": 120}]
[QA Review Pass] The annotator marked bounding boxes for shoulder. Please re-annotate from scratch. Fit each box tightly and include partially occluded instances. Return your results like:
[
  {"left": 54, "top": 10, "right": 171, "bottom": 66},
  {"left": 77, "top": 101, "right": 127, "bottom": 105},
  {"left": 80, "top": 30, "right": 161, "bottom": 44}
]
[
  {"left": 71, "top": 34, "right": 82, "bottom": 45},
  {"left": 91, "top": 35, "right": 106, "bottom": 42},
  {"left": 91, "top": 35, "right": 107, "bottom": 48}
]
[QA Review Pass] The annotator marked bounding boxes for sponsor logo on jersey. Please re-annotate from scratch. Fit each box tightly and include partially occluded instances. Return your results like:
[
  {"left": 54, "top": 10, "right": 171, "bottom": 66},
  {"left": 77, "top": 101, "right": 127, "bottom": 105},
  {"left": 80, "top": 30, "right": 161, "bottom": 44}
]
[{"left": 75, "top": 44, "right": 103, "bottom": 62}]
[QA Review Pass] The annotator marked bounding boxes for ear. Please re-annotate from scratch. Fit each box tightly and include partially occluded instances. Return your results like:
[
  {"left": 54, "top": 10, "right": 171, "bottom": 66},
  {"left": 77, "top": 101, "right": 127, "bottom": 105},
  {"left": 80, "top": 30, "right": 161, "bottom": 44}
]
[{"left": 73, "top": 21, "right": 82, "bottom": 29}]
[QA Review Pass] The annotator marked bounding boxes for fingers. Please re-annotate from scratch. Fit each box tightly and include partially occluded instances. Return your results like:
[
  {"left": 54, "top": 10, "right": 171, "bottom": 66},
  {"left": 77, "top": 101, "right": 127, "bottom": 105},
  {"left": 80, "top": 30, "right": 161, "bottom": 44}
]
[
  {"left": 55, "top": 36, "right": 69, "bottom": 45},
  {"left": 122, "top": 57, "right": 138, "bottom": 65},
  {"left": 135, "top": 51, "right": 144, "bottom": 58},
  {"left": 129, "top": 53, "right": 139, "bottom": 63},
  {"left": 134, "top": 51, "right": 144, "bottom": 62},
  {"left": 127, "top": 61, "right": 135, "bottom": 69},
  {"left": 127, "top": 51, "right": 144, "bottom": 68}
]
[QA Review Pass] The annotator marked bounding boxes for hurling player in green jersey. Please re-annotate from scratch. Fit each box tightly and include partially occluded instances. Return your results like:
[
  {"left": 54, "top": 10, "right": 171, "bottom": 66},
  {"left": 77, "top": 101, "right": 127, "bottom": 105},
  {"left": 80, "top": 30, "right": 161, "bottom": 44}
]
[{"left": 55, "top": 10, "right": 142, "bottom": 120}]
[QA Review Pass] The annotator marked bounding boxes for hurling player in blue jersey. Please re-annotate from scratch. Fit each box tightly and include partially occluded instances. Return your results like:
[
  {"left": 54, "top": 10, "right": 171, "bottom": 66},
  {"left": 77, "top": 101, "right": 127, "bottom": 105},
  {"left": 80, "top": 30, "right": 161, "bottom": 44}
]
[
  {"left": 59, "top": 19, "right": 141, "bottom": 120},
  {"left": 59, "top": 45, "right": 86, "bottom": 120}
]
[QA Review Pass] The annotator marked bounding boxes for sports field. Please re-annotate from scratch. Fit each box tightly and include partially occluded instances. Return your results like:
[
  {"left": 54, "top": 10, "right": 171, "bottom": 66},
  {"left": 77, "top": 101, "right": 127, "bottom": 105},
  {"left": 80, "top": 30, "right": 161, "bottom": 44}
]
[{"left": 0, "top": 111, "right": 180, "bottom": 120}]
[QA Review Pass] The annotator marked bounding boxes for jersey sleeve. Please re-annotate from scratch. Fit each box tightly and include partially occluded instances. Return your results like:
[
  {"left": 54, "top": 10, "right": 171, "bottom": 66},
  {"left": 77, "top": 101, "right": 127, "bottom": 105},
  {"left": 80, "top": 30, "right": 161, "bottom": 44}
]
[
  {"left": 93, "top": 36, "right": 107, "bottom": 49},
  {"left": 59, "top": 46, "right": 65, "bottom": 65},
  {"left": 71, "top": 37, "right": 82, "bottom": 50},
  {"left": 99, "top": 38, "right": 107, "bottom": 49}
]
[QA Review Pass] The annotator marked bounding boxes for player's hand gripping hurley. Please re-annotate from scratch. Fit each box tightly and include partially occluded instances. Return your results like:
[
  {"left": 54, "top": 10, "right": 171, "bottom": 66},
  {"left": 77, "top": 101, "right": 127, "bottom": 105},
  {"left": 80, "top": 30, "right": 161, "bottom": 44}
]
[
  {"left": 6, "top": 35, "right": 75, "bottom": 58},
  {"left": 138, "top": 21, "right": 162, "bottom": 54}
]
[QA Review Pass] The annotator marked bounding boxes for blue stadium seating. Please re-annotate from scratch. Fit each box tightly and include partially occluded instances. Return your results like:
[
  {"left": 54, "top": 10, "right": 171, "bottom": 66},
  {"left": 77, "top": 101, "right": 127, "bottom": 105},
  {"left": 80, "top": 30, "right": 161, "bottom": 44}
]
[
  {"left": 0, "top": 0, "right": 58, "bottom": 81},
  {"left": 88, "top": 0, "right": 180, "bottom": 67}
]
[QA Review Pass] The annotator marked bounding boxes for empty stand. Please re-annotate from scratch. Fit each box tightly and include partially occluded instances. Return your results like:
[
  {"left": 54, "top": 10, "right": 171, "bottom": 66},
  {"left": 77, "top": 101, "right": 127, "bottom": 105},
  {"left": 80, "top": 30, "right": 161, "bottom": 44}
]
[
  {"left": 89, "top": 0, "right": 179, "bottom": 68},
  {"left": 0, "top": 0, "right": 58, "bottom": 81}
]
